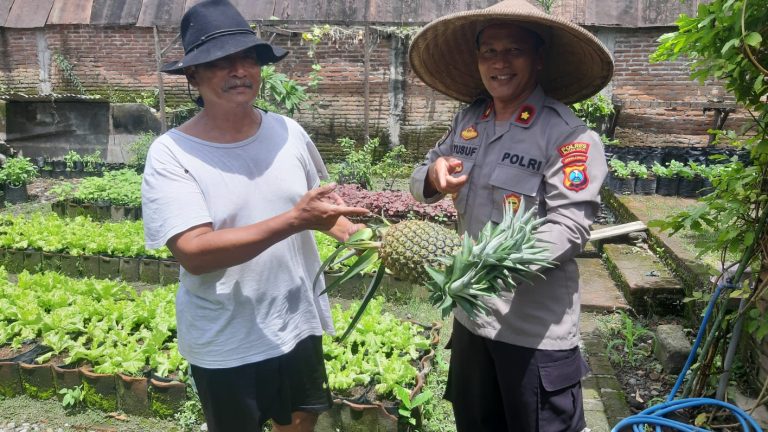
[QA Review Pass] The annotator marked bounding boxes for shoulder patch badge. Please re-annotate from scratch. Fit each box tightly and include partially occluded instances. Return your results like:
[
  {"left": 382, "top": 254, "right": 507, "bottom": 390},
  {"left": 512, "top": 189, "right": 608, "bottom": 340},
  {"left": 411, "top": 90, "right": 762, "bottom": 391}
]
[
  {"left": 515, "top": 105, "right": 536, "bottom": 125},
  {"left": 558, "top": 141, "right": 590, "bottom": 165},
  {"left": 504, "top": 192, "right": 521, "bottom": 213},
  {"left": 563, "top": 163, "right": 589, "bottom": 191},
  {"left": 460, "top": 125, "right": 479, "bottom": 140},
  {"left": 559, "top": 141, "right": 591, "bottom": 191}
]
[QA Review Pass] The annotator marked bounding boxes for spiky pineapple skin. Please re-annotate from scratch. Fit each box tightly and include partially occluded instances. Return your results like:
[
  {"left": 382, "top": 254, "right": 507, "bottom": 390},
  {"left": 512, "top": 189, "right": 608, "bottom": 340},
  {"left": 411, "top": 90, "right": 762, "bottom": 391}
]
[{"left": 379, "top": 220, "right": 462, "bottom": 284}]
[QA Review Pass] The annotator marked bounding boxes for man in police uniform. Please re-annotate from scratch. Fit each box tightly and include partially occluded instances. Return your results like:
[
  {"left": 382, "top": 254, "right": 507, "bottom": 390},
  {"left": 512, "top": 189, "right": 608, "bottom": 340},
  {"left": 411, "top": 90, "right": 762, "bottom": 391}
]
[{"left": 408, "top": 1, "right": 613, "bottom": 431}]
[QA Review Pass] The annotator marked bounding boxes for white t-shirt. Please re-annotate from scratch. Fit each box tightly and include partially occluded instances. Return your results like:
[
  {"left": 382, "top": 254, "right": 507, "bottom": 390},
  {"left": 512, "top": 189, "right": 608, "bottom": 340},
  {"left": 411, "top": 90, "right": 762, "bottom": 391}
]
[{"left": 142, "top": 111, "right": 334, "bottom": 368}]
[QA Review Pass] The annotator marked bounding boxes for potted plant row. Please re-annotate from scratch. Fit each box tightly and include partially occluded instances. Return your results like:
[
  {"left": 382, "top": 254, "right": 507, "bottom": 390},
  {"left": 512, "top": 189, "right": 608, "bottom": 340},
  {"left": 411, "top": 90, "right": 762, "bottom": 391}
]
[
  {"left": 0, "top": 212, "right": 177, "bottom": 284},
  {"left": 49, "top": 168, "right": 143, "bottom": 221},
  {"left": 0, "top": 156, "right": 39, "bottom": 204},
  {"left": 0, "top": 270, "right": 186, "bottom": 416},
  {"left": 606, "top": 159, "right": 718, "bottom": 197},
  {"left": 0, "top": 271, "right": 438, "bottom": 426},
  {"left": 35, "top": 150, "right": 105, "bottom": 179}
]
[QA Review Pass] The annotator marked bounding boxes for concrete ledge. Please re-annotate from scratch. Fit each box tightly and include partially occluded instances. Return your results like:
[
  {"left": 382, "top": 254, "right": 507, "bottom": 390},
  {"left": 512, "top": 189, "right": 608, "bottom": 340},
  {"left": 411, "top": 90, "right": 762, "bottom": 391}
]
[
  {"left": 600, "top": 188, "right": 714, "bottom": 321},
  {"left": 602, "top": 243, "right": 684, "bottom": 315}
]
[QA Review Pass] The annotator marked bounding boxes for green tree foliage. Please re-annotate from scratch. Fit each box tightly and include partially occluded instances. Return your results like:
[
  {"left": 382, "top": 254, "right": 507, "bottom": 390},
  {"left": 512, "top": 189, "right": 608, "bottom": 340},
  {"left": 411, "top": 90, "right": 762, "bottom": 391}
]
[
  {"left": 651, "top": 0, "right": 767, "bottom": 258},
  {"left": 650, "top": 0, "right": 768, "bottom": 398}
]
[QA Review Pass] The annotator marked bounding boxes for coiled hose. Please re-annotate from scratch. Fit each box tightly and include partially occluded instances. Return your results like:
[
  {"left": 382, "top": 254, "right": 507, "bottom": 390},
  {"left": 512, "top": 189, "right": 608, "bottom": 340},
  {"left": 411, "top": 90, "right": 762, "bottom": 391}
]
[{"left": 610, "top": 279, "right": 763, "bottom": 432}]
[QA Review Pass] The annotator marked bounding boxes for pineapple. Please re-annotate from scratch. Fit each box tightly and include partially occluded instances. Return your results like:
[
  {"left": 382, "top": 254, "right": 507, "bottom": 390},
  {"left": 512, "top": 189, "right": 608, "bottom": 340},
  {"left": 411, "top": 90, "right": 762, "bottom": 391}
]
[
  {"left": 315, "top": 202, "right": 552, "bottom": 340},
  {"left": 379, "top": 220, "right": 462, "bottom": 284}
]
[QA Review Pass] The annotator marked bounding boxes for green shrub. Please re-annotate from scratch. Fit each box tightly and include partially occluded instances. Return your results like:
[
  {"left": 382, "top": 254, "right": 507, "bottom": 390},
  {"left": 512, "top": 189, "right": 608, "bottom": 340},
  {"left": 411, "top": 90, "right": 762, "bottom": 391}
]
[
  {"left": 570, "top": 93, "right": 615, "bottom": 130},
  {"left": 257, "top": 65, "right": 309, "bottom": 116},
  {"left": 627, "top": 161, "right": 649, "bottom": 179},
  {"left": 129, "top": 132, "right": 156, "bottom": 167},
  {"left": 71, "top": 169, "right": 143, "bottom": 206},
  {"left": 651, "top": 161, "right": 673, "bottom": 178},
  {"left": 0, "top": 156, "right": 38, "bottom": 186},
  {"left": 608, "top": 158, "right": 631, "bottom": 179},
  {"left": 335, "top": 137, "right": 377, "bottom": 189}
]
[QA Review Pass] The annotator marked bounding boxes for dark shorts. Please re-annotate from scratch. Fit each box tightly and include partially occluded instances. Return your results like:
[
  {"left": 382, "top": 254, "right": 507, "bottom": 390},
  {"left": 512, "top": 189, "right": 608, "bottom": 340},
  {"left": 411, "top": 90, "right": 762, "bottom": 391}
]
[
  {"left": 190, "top": 335, "right": 332, "bottom": 432},
  {"left": 445, "top": 319, "right": 588, "bottom": 432}
]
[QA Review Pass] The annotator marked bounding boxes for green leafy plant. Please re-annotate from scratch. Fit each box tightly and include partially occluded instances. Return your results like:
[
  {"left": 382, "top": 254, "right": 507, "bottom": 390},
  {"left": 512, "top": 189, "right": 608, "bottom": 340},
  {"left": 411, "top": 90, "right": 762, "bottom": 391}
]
[
  {"left": 627, "top": 161, "right": 649, "bottom": 179},
  {"left": 82, "top": 150, "right": 103, "bottom": 172},
  {"left": 371, "top": 144, "right": 413, "bottom": 190},
  {"left": 0, "top": 156, "right": 38, "bottom": 186},
  {"left": 570, "top": 93, "right": 615, "bottom": 130},
  {"left": 53, "top": 52, "right": 86, "bottom": 95},
  {"left": 59, "top": 384, "right": 86, "bottom": 409},
  {"left": 175, "top": 387, "right": 205, "bottom": 431},
  {"left": 323, "top": 297, "right": 433, "bottom": 397},
  {"left": 668, "top": 160, "right": 695, "bottom": 180},
  {"left": 63, "top": 150, "right": 82, "bottom": 171},
  {"left": 70, "top": 169, "right": 143, "bottom": 206},
  {"left": 395, "top": 386, "right": 433, "bottom": 428},
  {"left": 651, "top": 161, "right": 674, "bottom": 178},
  {"left": 0, "top": 212, "right": 172, "bottom": 258},
  {"left": 257, "top": 65, "right": 309, "bottom": 116},
  {"left": 335, "top": 137, "right": 378, "bottom": 189},
  {"left": 602, "top": 311, "right": 652, "bottom": 367},
  {"left": 608, "top": 158, "right": 631, "bottom": 179},
  {"left": 128, "top": 131, "right": 156, "bottom": 167}
]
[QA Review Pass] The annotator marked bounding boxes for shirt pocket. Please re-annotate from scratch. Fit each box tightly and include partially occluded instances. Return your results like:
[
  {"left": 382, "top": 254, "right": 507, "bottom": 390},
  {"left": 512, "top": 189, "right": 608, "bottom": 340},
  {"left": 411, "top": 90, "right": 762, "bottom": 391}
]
[
  {"left": 489, "top": 166, "right": 542, "bottom": 223},
  {"left": 452, "top": 160, "right": 475, "bottom": 214}
]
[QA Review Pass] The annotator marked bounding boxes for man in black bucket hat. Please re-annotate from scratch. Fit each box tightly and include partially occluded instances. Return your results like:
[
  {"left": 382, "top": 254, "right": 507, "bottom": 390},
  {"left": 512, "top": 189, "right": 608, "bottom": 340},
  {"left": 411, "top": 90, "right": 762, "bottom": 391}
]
[{"left": 141, "top": 1, "right": 370, "bottom": 431}]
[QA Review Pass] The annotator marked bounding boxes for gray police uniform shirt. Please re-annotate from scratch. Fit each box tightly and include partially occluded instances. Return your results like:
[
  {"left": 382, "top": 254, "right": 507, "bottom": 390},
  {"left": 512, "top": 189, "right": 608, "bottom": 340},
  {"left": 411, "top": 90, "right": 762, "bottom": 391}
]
[{"left": 411, "top": 86, "right": 608, "bottom": 350}]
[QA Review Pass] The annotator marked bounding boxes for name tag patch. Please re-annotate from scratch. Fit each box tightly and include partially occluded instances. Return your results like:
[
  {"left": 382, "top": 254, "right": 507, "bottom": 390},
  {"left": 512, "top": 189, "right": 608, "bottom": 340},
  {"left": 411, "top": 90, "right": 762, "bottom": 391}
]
[
  {"left": 500, "top": 152, "right": 543, "bottom": 172},
  {"left": 453, "top": 143, "right": 479, "bottom": 158}
]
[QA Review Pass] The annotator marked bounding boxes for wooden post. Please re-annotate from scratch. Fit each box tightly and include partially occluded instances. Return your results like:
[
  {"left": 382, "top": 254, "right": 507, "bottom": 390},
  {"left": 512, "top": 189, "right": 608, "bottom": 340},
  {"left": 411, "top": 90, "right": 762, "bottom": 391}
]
[{"left": 153, "top": 26, "right": 168, "bottom": 133}]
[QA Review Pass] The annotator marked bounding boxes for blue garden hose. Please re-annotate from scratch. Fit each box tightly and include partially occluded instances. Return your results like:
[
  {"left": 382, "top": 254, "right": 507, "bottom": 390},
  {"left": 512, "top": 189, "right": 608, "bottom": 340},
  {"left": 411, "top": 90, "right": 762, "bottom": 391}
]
[{"left": 610, "top": 279, "right": 764, "bottom": 432}]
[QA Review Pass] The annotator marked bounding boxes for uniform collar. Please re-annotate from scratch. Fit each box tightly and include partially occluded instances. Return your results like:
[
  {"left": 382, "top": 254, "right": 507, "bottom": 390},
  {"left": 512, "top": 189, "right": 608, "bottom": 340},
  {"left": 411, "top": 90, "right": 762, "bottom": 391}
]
[{"left": 477, "top": 85, "right": 547, "bottom": 129}]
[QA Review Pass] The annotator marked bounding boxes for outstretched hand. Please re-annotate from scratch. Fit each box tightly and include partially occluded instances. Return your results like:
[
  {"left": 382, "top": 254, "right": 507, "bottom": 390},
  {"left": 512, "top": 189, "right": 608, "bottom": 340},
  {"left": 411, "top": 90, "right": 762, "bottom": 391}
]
[
  {"left": 428, "top": 156, "right": 468, "bottom": 195},
  {"left": 292, "top": 183, "right": 370, "bottom": 232}
]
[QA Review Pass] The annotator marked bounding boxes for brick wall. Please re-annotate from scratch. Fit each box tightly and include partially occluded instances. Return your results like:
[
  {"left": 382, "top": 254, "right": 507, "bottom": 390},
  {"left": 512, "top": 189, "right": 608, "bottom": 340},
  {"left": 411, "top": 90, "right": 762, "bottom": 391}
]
[
  {"left": 611, "top": 27, "right": 750, "bottom": 146},
  {"left": 0, "top": 24, "right": 749, "bottom": 156}
]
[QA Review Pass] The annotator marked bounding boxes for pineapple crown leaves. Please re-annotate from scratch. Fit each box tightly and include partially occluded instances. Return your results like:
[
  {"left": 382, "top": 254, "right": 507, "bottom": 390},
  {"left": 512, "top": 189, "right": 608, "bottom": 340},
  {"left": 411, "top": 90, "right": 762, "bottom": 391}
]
[
  {"left": 424, "top": 201, "right": 555, "bottom": 319},
  {"left": 314, "top": 200, "right": 554, "bottom": 340}
]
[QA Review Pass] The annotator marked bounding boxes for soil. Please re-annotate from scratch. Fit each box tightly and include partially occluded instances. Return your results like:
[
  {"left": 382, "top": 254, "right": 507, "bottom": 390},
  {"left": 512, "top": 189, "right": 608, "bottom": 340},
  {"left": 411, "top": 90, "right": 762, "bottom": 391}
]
[
  {"left": 0, "top": 341, "right": 36, "bottom": 362},
  {"left": 605, "top": 326, "right": 679, "bottom": 412},
  {"left": 27, "top": 177, "right": 78, "bottom": 203}
]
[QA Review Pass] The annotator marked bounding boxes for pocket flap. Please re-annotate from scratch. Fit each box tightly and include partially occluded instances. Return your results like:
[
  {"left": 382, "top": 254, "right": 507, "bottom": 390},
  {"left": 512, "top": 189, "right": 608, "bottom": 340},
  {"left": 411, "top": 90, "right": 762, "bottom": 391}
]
[
  {"left": 489, "top": 167, "right": 541, "bottom": 196},
  {"left": 538, "top": 351, "right": 585, "bottom": 392}
]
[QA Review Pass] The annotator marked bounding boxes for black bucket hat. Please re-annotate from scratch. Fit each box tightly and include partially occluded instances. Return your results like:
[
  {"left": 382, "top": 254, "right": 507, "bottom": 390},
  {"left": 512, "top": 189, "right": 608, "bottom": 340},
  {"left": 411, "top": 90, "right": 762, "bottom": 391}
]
[{"left": 161, "top": 0, "right": 288, "bottom": 75}]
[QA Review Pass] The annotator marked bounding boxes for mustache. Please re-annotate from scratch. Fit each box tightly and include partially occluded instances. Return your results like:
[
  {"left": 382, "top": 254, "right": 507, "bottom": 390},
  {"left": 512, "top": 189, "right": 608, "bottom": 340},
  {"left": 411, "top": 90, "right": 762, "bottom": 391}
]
[{"left": 223, "top": 79, "right": 254, "bottom": 90}]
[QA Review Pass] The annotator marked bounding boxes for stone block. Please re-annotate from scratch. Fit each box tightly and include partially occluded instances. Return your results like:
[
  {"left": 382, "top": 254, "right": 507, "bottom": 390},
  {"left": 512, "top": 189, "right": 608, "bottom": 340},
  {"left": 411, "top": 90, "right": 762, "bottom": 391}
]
[{"left": 653, "top": 324, "right": 691, "bottom": 374}]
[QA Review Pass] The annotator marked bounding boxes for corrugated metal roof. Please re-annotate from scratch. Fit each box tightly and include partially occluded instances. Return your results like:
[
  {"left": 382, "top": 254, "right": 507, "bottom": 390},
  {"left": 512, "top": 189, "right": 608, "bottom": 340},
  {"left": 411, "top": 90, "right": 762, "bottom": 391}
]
[
  {"left": 49, "top": 0, "right": 94, "bottom": 25},
  {"left": 90, "top": 0, "right": 143, "bottom": 25},
  {"left": 0, "top": 0, "right": 502, "bottom": 27},
  {"left": 0, "top": 0, "right": 707, "bottom": 28},
  {"left": 136, "top": 0, "right": 185, "bottom": 27},
  {"left": 0, "top": 0, "right": 12, "bottom": 27},
  {"left": 0, "top": 92, "right": 108, "bottom": 102},
  {"left": 6, "top": 0, "right": 54, "bottom": 28}
]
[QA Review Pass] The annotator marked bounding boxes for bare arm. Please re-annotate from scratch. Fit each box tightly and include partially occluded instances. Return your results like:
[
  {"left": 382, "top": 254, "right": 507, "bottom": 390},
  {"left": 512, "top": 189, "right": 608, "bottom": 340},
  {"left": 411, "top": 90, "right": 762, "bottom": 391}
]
[{"left": 167, "top": 184, "right": 370, "bottom": 275}]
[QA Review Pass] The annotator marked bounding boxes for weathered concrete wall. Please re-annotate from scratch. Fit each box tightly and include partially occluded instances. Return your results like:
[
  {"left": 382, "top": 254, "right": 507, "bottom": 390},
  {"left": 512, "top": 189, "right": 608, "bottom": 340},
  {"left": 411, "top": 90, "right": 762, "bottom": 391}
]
[
  {"left": 6, "top": 100, "right": 110, "bottom": 159},
  {"left": 5, "top": 101, "right": 160, "bottom": 162}
]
